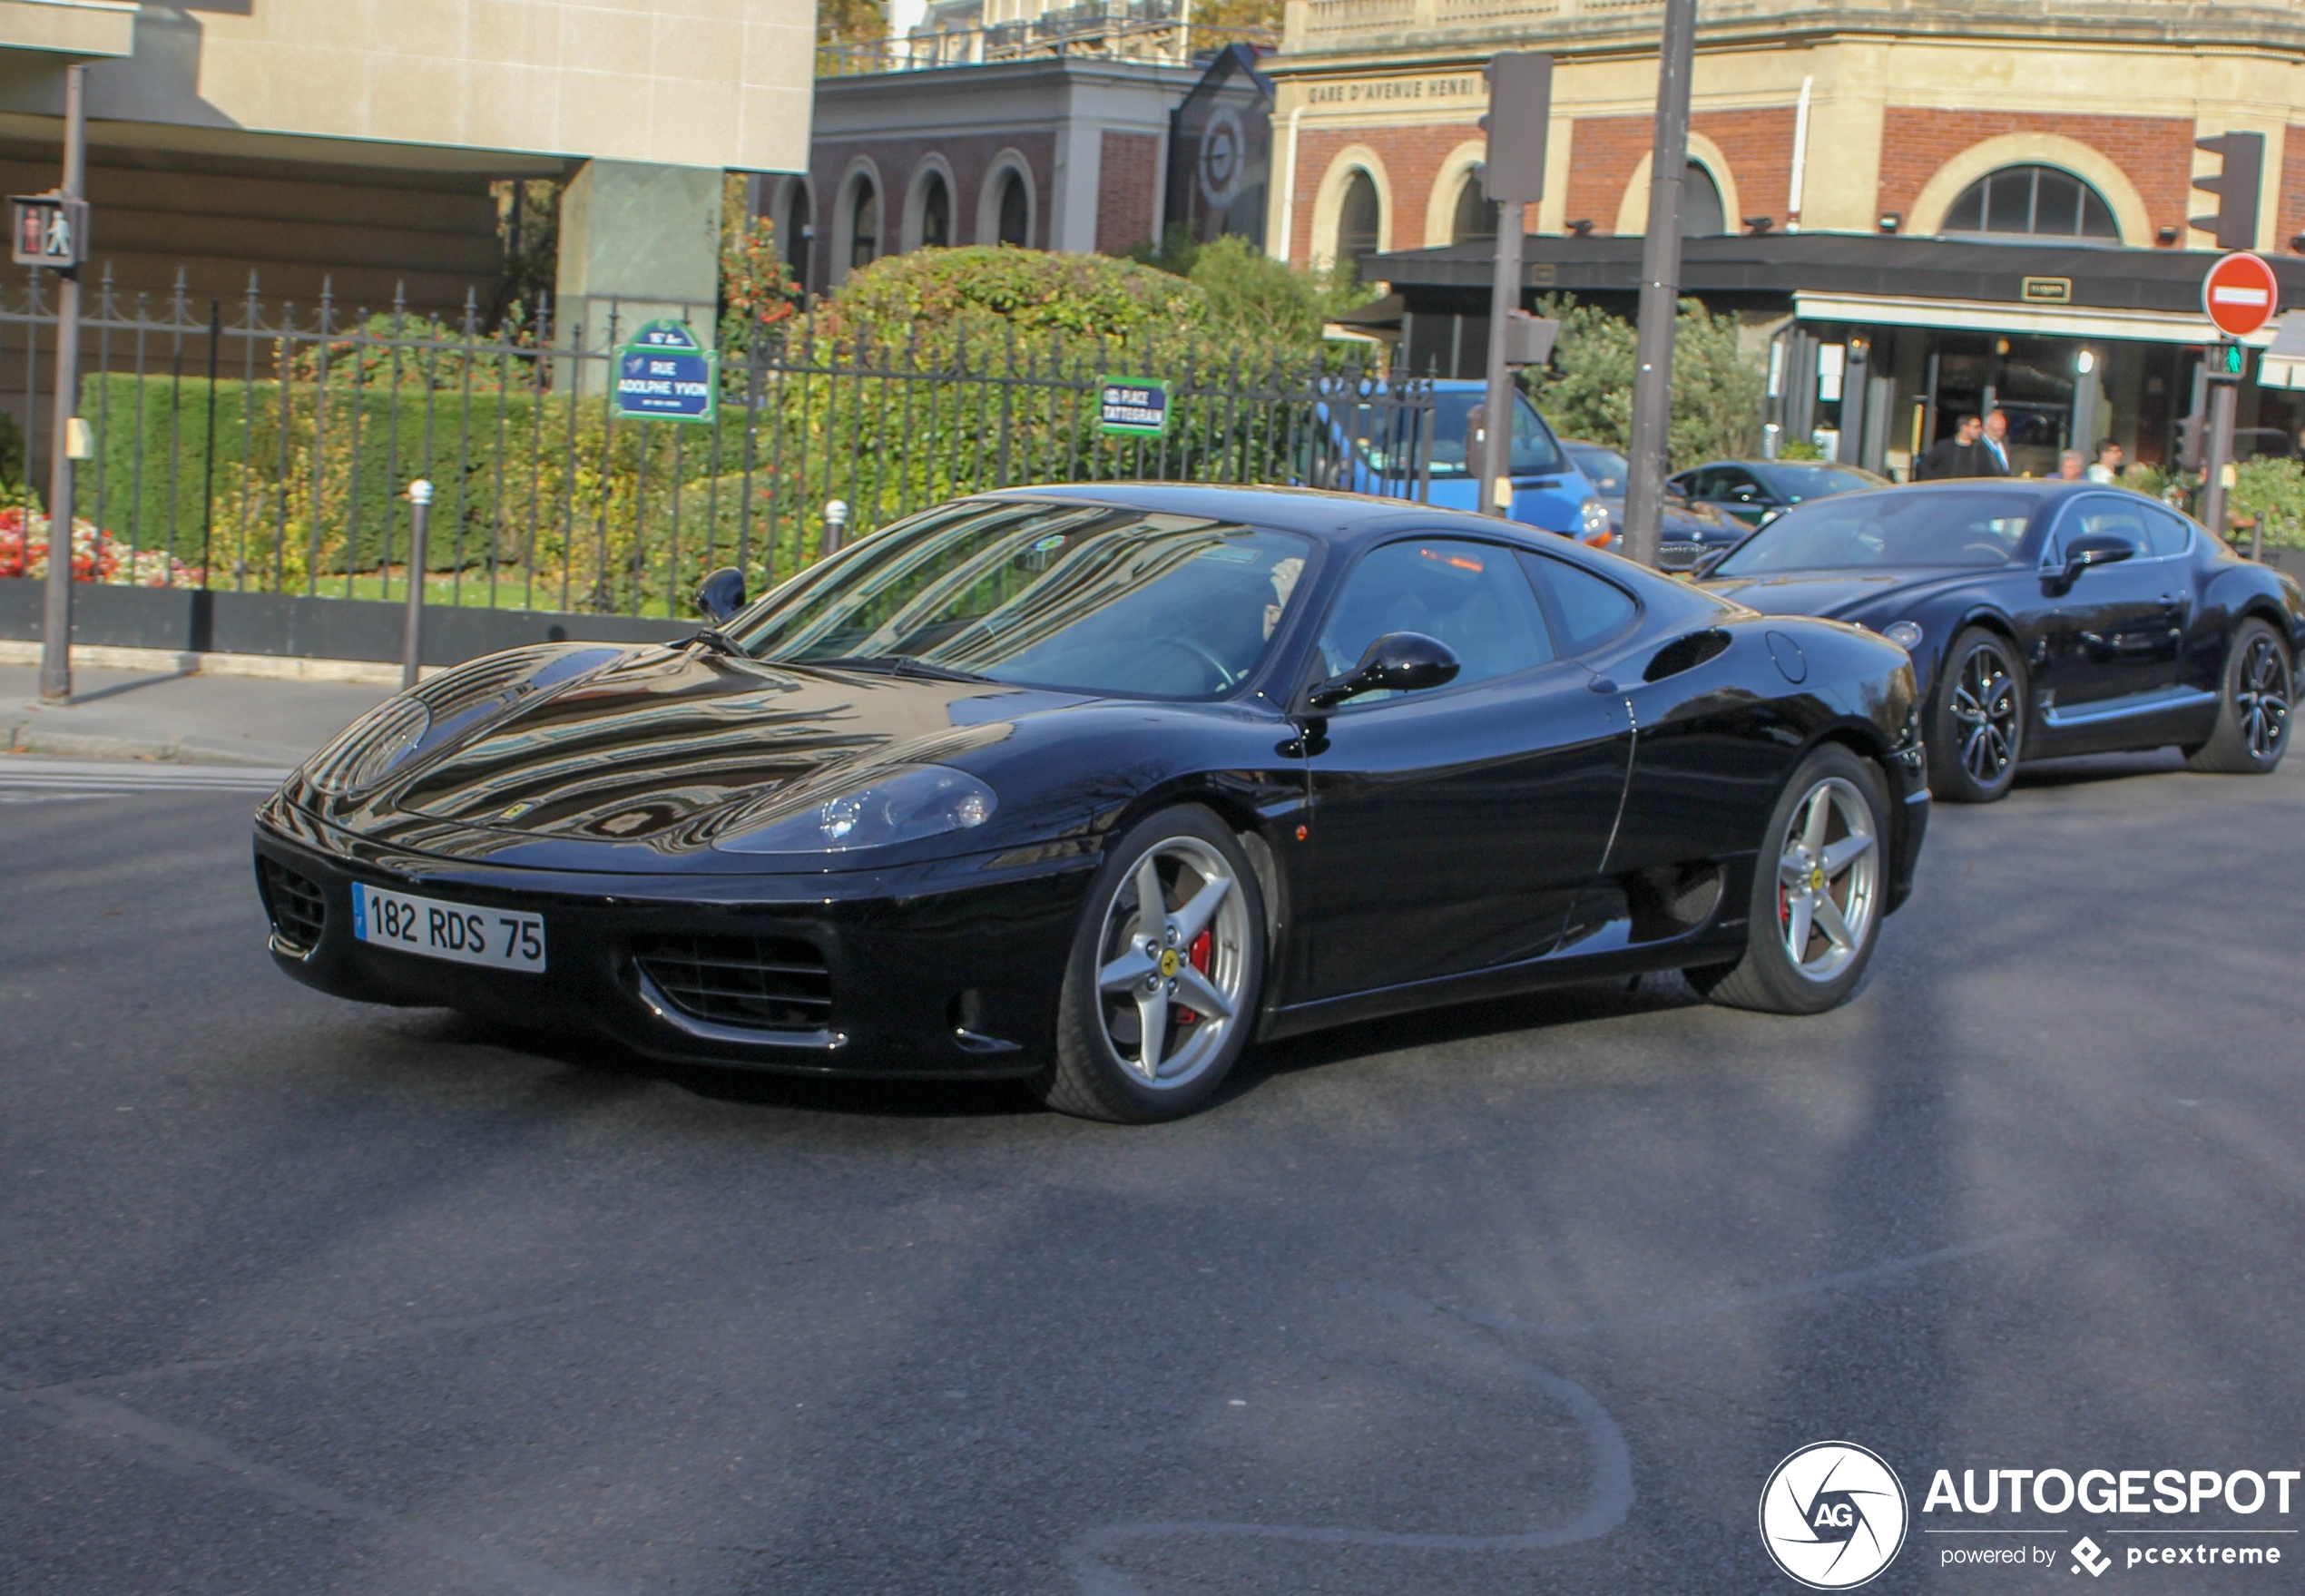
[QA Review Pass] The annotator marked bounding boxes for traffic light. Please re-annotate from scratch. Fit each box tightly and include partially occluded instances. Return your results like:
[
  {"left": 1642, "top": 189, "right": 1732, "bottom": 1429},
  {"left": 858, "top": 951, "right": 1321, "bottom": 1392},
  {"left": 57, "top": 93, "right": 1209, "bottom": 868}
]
[
  {"left": 2210, "top": 340, "right": 2249, "bottom": 380},
  {"left": 2177, "top": 411, "right": 2204, "bottom": 471},
  {"left": 2192, "top": 132, "right": 2264, "bottom": 251},
  {"left": 1479, "top": 54, "right": 1553, "bottom": 204}
]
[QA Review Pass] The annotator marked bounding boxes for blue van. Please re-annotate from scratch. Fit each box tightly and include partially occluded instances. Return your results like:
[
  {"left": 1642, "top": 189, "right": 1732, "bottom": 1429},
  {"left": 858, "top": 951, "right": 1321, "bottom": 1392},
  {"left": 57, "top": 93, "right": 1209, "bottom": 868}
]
[{"left": 1325, "top": 377, "right": 1612, "bottom": 542}]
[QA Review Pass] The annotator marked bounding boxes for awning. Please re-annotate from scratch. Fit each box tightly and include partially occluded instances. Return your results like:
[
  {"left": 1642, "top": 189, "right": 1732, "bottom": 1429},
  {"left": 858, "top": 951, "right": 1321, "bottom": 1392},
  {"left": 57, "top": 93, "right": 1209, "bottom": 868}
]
[
  {"left": 1793, "top": 289, "right": 2280, "bottom": 348},
  {"left": 2261, "top": 312, "right": 2305, "bottom": 389}
]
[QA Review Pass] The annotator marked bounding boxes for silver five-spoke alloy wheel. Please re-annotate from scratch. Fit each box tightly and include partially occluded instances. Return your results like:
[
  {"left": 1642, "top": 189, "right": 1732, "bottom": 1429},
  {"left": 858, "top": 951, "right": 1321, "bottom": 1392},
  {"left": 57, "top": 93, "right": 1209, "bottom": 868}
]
[
  {"left": 2236, "top": 631, "right": 2292, "bottom": 762},
  {"left": 1949, "top": 641, "right": 2020, "bottom": 786},
  {"left": 1776, "top": 775, "right": 1880, "bottom": 984},
  {"left": 1094, "top": 836, "right": 1251, "bottom": 1090}
]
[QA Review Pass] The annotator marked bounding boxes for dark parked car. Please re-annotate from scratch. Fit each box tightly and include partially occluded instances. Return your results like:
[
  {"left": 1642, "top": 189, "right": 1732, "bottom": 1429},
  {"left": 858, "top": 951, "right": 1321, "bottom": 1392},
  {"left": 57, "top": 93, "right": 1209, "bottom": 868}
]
[
  {"left": 1671, "top": 459, "right": 1888, "bottom": 528},
  {"left": 1698, "top": 480, "right": 2303, "bottom": 803},
  {"left": 1564, "top": 440, "right": 1751, "bottom": 570},
  {"left": 256, "top": 485, "right": 1928, "bottom": 1122}
]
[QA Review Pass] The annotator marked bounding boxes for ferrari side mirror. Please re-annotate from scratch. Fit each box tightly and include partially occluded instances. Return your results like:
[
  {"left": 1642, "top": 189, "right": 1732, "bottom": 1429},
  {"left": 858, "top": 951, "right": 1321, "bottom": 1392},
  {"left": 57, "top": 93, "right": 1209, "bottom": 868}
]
[
  {"left": 1307, "top": 631, "right": 1462, "bottom": 709},
  {"left": 694, "top": 565, "right": 748, "bottom": 623}
]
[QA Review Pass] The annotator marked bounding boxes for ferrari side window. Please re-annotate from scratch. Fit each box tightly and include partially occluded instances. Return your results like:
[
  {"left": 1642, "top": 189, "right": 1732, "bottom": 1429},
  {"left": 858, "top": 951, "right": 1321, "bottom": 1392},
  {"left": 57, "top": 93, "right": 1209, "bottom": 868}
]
[
  {"left": 1316, "top": 538, "right": 1555, "bottom": 702},
  {"left": 1521, "top": 553, "right": 1638, "bottom": 655}
]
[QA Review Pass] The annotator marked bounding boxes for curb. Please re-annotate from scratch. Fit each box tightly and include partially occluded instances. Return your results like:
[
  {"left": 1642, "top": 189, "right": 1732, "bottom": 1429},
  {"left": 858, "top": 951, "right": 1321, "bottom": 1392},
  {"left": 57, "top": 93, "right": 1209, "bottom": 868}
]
[
  {"left": 0, "top": 640, "right": 429, "bottom": 687},
  {"left": 4, "top": 720, "right": 310, "bottom": 769}
]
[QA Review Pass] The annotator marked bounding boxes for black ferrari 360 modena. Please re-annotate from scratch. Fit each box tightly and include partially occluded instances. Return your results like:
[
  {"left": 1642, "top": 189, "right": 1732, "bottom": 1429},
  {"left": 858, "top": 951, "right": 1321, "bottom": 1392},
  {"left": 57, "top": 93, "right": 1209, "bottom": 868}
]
[
  {"left": 256, "top": 485, "right": 1928, "bottom": 1121},
  {"left": 1698, "top": 480, "right": 2304, "bottom": 802}
]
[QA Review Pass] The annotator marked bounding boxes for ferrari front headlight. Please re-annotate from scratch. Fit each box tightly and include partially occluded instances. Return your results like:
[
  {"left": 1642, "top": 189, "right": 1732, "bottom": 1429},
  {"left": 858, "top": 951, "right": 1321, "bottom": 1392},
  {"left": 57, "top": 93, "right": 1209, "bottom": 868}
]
[{"left": 711, "top": 765, "right": 996, "bottom": 855}]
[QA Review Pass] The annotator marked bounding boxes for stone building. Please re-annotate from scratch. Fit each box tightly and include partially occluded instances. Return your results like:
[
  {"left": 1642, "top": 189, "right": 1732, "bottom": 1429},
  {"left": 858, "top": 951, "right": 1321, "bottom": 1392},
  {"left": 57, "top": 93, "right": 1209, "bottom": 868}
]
[{"left": 1262, "top": 0, "right": 2305, "bottom": 473}]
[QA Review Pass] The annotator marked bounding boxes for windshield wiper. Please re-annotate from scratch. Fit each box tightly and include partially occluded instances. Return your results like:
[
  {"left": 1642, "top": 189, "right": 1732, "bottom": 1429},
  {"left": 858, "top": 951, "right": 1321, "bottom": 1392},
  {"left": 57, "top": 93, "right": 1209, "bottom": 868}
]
[
  {"left": 799, "top": 654, "right": 993, "bottom": 684},
  {"left": 682, "top": 626, "right": 750, "bottom": 658}
]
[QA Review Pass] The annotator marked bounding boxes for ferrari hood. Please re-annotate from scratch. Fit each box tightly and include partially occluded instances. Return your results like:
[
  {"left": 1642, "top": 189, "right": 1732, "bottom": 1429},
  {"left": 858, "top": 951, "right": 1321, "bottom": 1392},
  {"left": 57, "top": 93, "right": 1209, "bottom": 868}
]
[
  {"left": 1699, "top": 567, "right": 1973, "bottom": 620},
  {"left": 354, "top": 643, "right": 1087, "bottom": 847}
]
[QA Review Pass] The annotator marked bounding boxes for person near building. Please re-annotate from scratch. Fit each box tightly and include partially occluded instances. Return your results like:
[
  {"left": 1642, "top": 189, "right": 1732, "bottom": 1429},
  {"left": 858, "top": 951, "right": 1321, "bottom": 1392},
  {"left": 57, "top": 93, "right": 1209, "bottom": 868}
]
[
  {"left": 1982, "top": 408, "right": 2014, "bottom": 475},
  {"left": 2056, "top": 449, "right": 2085, "bottom": 480},
  {"left": 2086, "top": 439, "right": 2125, "bottom": 485},
  {"left": 1917, "top": 415, "right": 2001, "bottom": 480}
]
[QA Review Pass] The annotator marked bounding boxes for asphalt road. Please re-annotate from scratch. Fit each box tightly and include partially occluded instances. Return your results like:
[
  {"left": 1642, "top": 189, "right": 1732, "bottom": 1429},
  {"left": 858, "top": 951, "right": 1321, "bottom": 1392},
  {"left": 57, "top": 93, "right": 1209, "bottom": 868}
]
[{"left": 4, "top": 747, "right": 2302, "bottom": 1595}]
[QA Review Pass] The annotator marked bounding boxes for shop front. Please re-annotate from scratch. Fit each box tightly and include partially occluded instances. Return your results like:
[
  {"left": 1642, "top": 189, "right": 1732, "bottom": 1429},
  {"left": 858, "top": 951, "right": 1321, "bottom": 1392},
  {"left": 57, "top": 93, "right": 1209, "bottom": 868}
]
[{"left": 1361, "top": 233, "right": 2305, "bottom": 479}]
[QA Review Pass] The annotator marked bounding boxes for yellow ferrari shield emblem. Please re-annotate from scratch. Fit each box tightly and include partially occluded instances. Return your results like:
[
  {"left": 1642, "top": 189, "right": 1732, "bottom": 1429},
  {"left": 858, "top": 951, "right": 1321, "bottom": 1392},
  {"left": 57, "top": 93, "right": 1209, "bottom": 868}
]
[{"left": 1158, "top": 948, "right": 1181, "bottom": 977}]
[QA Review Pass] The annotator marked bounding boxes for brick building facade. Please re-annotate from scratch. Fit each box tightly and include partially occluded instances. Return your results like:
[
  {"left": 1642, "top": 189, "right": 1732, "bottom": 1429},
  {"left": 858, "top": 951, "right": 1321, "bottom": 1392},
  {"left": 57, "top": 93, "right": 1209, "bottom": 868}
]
[{"left": 1264, "top": 0, "right": 2305, "bottom": 475}]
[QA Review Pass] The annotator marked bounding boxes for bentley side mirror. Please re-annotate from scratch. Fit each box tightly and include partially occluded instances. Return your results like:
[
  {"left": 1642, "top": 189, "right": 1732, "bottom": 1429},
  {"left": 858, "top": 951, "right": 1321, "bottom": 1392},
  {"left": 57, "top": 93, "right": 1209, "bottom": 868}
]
[
  {"left": 693, "top": 565, "right": 748, "bottom": 623},
  {"left": 2057, "top": 534, "right": 2134, "bottom": 589},
  {"left": 1306, "top": 631, "right": 1462, "bottom": 710}
]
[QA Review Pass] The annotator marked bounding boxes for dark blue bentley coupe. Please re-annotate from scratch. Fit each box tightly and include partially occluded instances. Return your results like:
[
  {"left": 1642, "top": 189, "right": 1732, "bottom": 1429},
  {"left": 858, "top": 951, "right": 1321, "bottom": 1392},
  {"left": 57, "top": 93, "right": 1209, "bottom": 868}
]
[{"left": 1699, "top": 479, "right": 2304, "bottom": 803}]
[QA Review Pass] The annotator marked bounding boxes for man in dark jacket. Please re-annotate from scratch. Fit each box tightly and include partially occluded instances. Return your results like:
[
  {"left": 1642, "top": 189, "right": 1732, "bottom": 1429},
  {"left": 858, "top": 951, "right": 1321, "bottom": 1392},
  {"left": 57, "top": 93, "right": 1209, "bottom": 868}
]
[{"left": 1917, "top": 414, "right": 2005, "bottom": 480}]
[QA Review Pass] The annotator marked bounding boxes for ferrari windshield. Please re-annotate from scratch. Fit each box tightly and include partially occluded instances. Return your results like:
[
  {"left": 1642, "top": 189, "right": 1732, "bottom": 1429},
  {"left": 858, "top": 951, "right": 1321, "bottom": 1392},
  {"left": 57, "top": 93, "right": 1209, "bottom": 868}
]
[
  {"left": 1713, "top": 489, "right": 2038, "bottom": 573},
  {"left": 724, "top": 499, "right": 1314, "bottom": 700}
]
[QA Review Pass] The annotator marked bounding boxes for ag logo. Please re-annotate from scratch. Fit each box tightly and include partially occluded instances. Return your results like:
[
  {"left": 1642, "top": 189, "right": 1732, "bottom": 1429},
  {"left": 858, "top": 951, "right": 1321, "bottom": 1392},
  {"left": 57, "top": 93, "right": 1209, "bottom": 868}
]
[{"left": 1759, "top": 1442, "right": 1909, "bottom": 1589}]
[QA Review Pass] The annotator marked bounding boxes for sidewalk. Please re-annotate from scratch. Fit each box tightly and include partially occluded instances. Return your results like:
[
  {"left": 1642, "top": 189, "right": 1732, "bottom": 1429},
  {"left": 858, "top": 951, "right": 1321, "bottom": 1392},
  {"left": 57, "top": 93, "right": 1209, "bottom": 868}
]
[{"left": 1, "top": 665, "right": 389, "bottom": 768}]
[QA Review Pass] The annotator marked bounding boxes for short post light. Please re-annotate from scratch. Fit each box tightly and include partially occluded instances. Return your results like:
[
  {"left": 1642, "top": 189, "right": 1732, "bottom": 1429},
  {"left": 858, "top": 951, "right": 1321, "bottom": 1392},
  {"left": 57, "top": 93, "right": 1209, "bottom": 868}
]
[{"left": 402, "top": 479, "right": 433, "bottom": 690}]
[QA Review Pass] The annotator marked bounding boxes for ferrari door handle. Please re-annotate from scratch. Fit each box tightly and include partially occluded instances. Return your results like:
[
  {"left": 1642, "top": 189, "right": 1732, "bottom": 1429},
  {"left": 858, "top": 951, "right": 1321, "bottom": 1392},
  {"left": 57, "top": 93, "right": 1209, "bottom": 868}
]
[{"left": 1587, "top": 676, "right": 1620, "bottom": 694}]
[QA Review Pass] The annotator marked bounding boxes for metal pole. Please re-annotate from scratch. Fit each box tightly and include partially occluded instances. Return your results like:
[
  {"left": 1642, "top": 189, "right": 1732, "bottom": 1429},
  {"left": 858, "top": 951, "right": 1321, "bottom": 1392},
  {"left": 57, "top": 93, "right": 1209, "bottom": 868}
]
[
  {"left": 401, "top": 478, "right": 432, "bottom": 690},
  {"left": 1621, "top": 0, "right": 1698, "bottom": 569},
  {"left": 2202, "top": 368, "right": 2239, "bottom": 543},
  {"left": 1480, "top": 201, "right": 1526, "bottom": 518},
  {"left": 37, "top": 63, "right": 87, "bottom": 702}
]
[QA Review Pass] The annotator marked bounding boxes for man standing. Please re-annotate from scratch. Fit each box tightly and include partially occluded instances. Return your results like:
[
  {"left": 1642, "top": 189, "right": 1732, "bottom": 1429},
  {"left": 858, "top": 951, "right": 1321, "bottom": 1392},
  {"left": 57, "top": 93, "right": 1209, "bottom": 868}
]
[
  {"left": 2086, "top": 438, "right": 2125, "bottom": 485},
  {"left": 2056, "top": 449, "right": 2085, "bottom": 480},
  {"left": 1981, "top": 408, "right": 2014, "bottom": 475},
  {"left": 1917, "top": 414, "right": 1997, "bottom": 479}
]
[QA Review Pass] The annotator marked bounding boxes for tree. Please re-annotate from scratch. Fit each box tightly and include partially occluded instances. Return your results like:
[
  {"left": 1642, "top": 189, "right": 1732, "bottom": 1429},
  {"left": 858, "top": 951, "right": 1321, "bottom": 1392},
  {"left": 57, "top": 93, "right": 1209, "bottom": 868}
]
[
  {"left": 1530, "top": 294, "right": 1763, "bottom": 464},
  {"left": 719, "top": 173, "right": 799, "bottom": 354}
]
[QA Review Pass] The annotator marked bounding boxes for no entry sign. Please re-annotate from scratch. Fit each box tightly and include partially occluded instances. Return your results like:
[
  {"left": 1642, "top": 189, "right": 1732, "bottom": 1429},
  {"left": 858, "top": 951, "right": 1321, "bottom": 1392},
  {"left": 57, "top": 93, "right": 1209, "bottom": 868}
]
[{"left": 2203, "top": 250, "right": 2280, "bottom": 340}]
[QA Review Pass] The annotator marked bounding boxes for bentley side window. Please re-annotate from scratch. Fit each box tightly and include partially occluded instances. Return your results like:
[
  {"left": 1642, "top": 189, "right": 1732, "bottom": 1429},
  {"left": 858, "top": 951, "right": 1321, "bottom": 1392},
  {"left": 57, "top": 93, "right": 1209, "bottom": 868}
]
[
  {"left": 2046, "top": 495, "right": 2149, "bottom": 566},
  {"left": 1315, "top": 538, "right": 1556, "bottom": 704},
  {"left": 2140, "top": 504, "right": 2194, "bottom": 559}
]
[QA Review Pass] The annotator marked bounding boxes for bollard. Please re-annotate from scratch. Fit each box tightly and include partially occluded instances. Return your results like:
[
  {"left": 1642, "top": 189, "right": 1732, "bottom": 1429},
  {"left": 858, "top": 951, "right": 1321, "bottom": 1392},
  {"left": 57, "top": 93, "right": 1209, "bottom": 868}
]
[
  {"left": 823, "top": 498, "right": 849, "bottom": 556},
  {"left": 401, "top": 479, "right": 433, "bottom": 690}
]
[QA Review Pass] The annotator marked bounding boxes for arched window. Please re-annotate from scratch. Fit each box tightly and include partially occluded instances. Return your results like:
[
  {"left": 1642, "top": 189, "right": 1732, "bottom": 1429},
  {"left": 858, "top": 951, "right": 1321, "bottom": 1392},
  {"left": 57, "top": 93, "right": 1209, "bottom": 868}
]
[
  {"left": 1943, "top": 164, "right": 2118, "bottom": 240},
  {"left": 1451, "top": 170, "right": 1494, "bottom": 245},
  {"left": 849, "top": 176, "right": 879, "bottom": 269},
  {"left": 1337, "top": 170, "right": 1380, "bottom": 273},
  {"left": 1682, "top": 162, "right": 1724, "bottom": 236},
  {"left": 996, "top": 171, "right": 1030, "bottom": 246},
  {"left": 919, "top": 171, "right": 951, "bottom": 250}
]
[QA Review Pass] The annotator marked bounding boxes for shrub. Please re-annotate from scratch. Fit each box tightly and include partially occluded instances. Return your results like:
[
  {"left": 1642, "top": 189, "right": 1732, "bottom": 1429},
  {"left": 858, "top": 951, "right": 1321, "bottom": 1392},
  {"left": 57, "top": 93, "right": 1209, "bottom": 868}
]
[
  {"left": 2230, "top": 455, "right": 2305, "bottom": 545},
  {"left": 817, "top": 246, "right": 1209, "bottom": 352}
]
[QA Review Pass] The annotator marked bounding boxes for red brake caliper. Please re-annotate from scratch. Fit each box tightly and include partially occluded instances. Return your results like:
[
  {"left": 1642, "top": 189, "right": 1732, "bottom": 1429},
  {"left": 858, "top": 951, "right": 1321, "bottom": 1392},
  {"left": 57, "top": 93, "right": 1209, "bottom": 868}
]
[{"left": 1176, "top": 929, "right": 1213, "bottom": 1023}]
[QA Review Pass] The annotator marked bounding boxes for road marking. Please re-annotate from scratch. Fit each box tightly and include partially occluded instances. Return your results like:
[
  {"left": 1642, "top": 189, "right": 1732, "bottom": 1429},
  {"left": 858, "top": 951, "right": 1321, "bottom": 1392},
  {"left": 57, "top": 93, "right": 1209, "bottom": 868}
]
[
  {"left": 1064, "top": 1288, "right": 1633, "bottom": 1593},
  {"left": 0, "top": 756, "right": 289, "bottom": 798}
]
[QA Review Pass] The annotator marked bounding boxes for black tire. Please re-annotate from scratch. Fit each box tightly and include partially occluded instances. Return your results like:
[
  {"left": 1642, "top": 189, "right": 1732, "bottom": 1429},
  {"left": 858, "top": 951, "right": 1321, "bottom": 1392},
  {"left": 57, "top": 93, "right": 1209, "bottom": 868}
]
[
  {"left": 1697, "top": 744, "right": 1890, "bottom": 1016},
  {"left": 2185, "top": 618, "right": 2292, "bottom": 775},
  {"left": 1036, "top": 806, "right": 1267, "bottom": 1123},
  {"left": 1927, "top": 626, "right": 2025, "bottom": 804}
]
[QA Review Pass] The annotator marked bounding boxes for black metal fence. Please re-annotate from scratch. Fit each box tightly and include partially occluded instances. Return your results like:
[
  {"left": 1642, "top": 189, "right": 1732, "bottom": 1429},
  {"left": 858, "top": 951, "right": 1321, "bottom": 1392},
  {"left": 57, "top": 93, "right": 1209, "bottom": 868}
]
[{"left": 0, "top": 271, "right": 1432, "bottom": 621}]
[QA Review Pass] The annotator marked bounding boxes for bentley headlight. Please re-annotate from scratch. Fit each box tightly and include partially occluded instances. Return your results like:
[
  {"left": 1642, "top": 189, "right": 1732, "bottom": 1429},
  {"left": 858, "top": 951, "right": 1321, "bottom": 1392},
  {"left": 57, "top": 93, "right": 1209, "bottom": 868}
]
[
  {"left": 1580, "top": 495, "right": 1613, "bottom": 543},
  {"left": 1883, "top": 620, "right": 1925, "bottom": 651},
  {"left": 713, "top": 766, "right": 996, "bottom": 855},
  {"left": 301, "top": 695, "right": 431, "bottom": 796}
]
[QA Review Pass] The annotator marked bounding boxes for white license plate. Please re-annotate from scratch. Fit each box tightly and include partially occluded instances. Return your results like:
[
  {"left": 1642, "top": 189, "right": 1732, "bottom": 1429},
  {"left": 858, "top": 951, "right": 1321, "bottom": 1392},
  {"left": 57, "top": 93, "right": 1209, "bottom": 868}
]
[{"left": 351, "top": 882, "right": 546, "bottom": 973}]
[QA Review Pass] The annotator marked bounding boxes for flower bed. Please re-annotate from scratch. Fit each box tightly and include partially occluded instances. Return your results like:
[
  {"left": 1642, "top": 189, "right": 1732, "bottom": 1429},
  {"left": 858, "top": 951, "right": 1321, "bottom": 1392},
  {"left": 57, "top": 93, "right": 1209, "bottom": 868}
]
[{"left": 0, "top": 505, "right": 200, "bottom": 587}]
